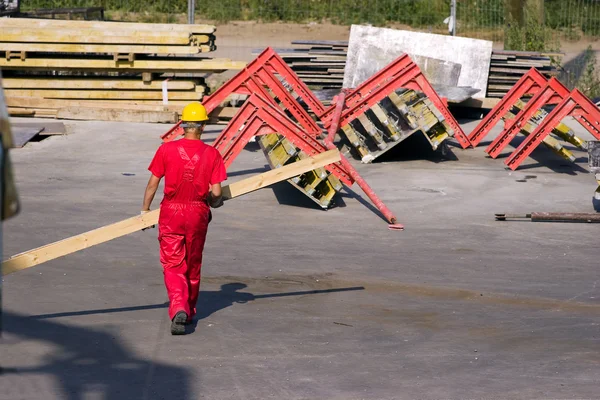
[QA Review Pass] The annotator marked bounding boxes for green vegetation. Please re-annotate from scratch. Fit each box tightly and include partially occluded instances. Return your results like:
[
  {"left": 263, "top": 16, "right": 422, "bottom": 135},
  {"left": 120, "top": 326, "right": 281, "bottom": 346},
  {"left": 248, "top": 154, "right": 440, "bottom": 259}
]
[
  {"left": 19, "top": 0, "right": 600, "bottom": 45},
  {"left": 576, "top": 46, "right": 600, "bottom": 99}
]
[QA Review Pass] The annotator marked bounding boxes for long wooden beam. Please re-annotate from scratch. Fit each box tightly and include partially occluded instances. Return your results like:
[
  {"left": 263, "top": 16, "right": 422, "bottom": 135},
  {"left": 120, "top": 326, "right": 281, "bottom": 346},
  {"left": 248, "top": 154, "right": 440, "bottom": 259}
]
[
  {"left": 2, "top": 149, "right": 341, "bottom": 275},
  {"left": 0, "top": 32, "right": 195, "bottom": 45},
  {"left": 0, "top": 42, "right": 204, "bottom": 55},
  {"left": 0, "top": 58, "right": 246, "bottom": 72},
  {"left": 5, "top": 96, "right": 187, "bottom": 110},
  {"left": 3, "top": 78, "right": 198, "bottom": 91},
  {"left": 0, "top": 18, "right": 216, "bottom": 34},
  {"left": 6, "top": 89, "right": 205, "bottom": 100},
  {"left": 55, "top": 107, "right": 179, "bottom": 123},
  {"left": 0, "top": 27, "right": 203, "bottom": 38}
]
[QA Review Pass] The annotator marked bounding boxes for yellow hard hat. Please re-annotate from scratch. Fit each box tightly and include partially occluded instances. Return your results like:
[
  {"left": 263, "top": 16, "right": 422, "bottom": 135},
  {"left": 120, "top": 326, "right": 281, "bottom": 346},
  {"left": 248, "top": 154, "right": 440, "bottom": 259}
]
[{"left": 181, "top": 101, "right": 209, "bottom": 122}]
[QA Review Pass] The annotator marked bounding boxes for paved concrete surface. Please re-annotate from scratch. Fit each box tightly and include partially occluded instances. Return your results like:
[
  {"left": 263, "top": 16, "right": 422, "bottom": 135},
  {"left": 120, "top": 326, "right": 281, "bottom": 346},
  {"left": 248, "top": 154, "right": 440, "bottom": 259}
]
[{"left": 1, "top": 116, "right": 599, "bottom": 400}]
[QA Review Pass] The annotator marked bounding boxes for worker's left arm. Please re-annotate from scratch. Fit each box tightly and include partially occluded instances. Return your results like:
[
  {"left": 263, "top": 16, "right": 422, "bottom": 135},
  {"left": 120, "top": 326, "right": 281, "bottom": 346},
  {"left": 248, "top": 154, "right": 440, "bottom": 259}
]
[
  {"left": 208, "top": 150, "right": 227, "bottom": 209},
  {"left": 208, "top": 183, "right": 223, "bottom": 208},
  {"left": 142, "top": 174, "right": 161, "bottom": 212}
]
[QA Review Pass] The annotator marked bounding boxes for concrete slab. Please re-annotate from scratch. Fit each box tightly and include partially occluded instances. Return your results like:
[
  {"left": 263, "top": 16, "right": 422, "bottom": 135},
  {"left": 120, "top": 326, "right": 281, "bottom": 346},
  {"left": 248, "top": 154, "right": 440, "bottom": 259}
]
[
  {"left": 11, "top": 122, "right": 66, "bottom": 135},
  {"left": 1, "top": 118, "right": 599, "bottom": 399},
  {"left": 344, "top": 25, "right": 493, "bottom": 98},
  {"left": 10, "top": 126, "right": 43, "bottom": 148}
]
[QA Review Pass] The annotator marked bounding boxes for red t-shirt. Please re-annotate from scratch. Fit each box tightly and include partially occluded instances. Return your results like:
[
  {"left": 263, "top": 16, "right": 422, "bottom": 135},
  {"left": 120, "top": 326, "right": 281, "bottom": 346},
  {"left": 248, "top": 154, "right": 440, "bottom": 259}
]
[{"left": 148, "top": 139, "right": 227, "bottom": 203}]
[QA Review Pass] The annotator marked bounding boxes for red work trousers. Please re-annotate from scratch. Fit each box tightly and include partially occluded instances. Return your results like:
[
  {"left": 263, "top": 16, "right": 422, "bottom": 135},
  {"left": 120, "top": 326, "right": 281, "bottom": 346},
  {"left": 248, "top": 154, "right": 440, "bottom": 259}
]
[{"left": 158, "top": 201, "right": 210, "bottom": 320}]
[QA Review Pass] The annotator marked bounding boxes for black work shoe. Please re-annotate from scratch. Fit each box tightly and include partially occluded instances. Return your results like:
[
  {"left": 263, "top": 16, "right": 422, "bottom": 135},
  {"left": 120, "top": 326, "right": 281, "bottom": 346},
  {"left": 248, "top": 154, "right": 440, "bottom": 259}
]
[{"left": 170, "top": 311, "right": 188, "bottom": 335}]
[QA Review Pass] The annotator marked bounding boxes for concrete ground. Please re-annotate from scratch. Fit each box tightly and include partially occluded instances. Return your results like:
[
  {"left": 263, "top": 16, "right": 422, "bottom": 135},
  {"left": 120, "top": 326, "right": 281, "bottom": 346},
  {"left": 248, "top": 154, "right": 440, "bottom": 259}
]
[{"left": 1, "top": 116, "right": 599, "bottom": 400}]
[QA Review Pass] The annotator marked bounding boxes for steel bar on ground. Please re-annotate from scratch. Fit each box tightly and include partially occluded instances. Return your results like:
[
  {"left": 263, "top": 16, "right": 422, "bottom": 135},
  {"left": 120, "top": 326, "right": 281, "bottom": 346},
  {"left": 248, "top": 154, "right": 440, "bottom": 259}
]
[{"left": 495, "top": 213, "right": 600, "bottom": 223}]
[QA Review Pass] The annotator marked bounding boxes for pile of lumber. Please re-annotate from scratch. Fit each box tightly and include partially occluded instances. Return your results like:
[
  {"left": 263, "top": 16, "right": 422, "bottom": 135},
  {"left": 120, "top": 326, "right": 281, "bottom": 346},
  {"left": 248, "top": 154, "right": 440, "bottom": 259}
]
[
  {"left": 254, "top": 41, "right": 347, "bottom": 89},
  {"left": 1, "top": 18, "right": 246, "bottom": 122},
  {"left": 487, "top": 50, "right": 559, "bottom": 98}
]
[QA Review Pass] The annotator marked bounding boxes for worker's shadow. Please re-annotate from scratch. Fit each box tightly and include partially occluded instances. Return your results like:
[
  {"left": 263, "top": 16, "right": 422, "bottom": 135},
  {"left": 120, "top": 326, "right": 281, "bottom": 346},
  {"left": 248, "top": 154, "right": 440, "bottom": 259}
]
[
  {"left": 2, "top": 310, "right": 192, "bottom": 400},
  {"left": 189, "top": 283, "right": 364, "bottom": 333},
  {"left": 29, "top": 284, "right": 365, "bottom": 335}
]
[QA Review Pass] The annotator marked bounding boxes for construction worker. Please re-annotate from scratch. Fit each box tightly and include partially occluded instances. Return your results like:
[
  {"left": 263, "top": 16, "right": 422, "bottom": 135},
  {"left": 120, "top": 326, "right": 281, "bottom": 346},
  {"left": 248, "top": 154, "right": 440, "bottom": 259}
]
[{"left": 142, "top": 102, "right": 227, "bottom": 335}]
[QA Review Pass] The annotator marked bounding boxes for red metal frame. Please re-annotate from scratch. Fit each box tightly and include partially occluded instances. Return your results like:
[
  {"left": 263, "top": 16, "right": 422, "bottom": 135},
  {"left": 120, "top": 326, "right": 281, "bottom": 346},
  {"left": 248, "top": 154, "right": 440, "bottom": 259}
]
[
  {"left": 505, "top": 89, "right": 600, "bottom": 170},
  {"left": 485, "top": 77, "right": 570, "bottom": 159},
  {"left": 323, "top": 90, "right": 402, "bottom": 228},
  {"left": 318, "top": 54, "right": 471, "bottom": 149},
  {"left": 211, "top": 93, "right": 402, "bottom": 226},
  {"left": 213, "top": 93, "right": 352, "bottom": 184},
  {"left": 161, "top": 47, "right": 324, "bottom": 142},
  {"left": 468, "top": 68, "right": 548, "bottom": 147}
]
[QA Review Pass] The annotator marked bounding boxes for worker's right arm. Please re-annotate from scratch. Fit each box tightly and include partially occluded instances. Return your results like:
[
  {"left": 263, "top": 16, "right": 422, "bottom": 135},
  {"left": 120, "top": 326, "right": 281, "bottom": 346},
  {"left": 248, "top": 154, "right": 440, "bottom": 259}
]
[{"left": 142, "top": 174, "right": 161, "bottom": 212}]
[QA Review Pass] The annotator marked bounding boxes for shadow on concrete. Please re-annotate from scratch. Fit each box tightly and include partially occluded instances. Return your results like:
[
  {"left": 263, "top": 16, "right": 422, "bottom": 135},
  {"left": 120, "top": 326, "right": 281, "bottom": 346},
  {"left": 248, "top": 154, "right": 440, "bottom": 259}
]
[
  {"left": 30, "top": 284, "right": 364, "bottom": 325},
  {"left": 479, "top": 137, "right": 588, "bottom": 175},
  {"left": 226, "top": 165, "right": 270, "bottom": 178},
  {"left": 339, "top": 186, "right": 390, "bottom": 223},
  {"left": 188, "top": 283, "right": 364, "bottom": 332},
  {"left": 376, "top": 133, "right": 459, "bottom": 163},
  {"left": 2, "top": 310, "right": 192, "bottom": 400},
  {"left": 269, "top": 181, "right": 327, "bottom": 210}
]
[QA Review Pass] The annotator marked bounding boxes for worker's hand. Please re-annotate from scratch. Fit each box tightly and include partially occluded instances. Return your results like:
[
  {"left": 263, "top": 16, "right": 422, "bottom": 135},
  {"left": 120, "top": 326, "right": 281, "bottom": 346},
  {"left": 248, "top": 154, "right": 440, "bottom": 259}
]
[
  {"left": 140, "top": 210, "right": 156, "bottom": 231},
  {"left": 210, "top": 197, "right": 224, "bottom": 209},
  {"left": 208, "top": 194, "right": 224, "bottom": 209}
]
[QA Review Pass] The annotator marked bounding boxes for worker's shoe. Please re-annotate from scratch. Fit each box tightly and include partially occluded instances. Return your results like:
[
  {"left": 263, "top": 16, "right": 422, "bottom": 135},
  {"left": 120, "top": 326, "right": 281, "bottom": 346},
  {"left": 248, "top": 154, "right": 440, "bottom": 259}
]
[{"left": 170, "top": 311, "right": 188, "bottom": 335}]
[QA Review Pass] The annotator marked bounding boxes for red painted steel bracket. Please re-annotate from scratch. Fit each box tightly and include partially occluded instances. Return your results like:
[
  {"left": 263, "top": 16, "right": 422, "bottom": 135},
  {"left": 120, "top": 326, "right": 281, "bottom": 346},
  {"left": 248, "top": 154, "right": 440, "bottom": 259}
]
[
  {"left": 485, "top": 77, "right": 570, "bottom": 159},
  {"left": 323, "top": 90, "right": 402, "bottom": 228},
  {"left": 505, "top": 89, "right": 600, "bottom": 170},
  {"left": 212, "top": 93, "right": 352, "bottom": 185},
  {"left": 161, "top": 47, "right": 324, "bottom": 142},
  {"left": 319, "top": 54, "right": 471, "bottom": 149},
  {"left": 468, "top": 68, "right": 548, "bottom": 147}
]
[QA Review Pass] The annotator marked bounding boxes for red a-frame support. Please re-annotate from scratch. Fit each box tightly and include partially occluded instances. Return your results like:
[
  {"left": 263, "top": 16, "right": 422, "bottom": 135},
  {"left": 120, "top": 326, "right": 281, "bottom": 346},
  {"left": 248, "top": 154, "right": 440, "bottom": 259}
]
[
  {"left": 505, "top": 89, "right": 600, "bottom": 170},
  {"left": 318, "top": 53, "right": 471, "bottom": 149},
  {"left": 468, "top": 68, "right": 548, "bottom": 147}
]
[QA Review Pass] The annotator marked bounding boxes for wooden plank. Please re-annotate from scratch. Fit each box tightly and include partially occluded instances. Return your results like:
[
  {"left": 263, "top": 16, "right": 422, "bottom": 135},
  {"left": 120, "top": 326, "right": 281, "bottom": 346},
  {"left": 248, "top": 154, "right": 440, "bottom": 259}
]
[
  {"left": 6, "top": 89, "right": 204, "bottom": 100},
  {"left": 5, "top": 96, "right": 180, "bottom": 111},
  {"left": 0, "top": 58, "right": 246, "bottom": 73},
  {"left": 3, "top": 78, "right": 197, "bottom": 90},
  {"left": 492, "top": 49, "right": 563, "bottom": 57},
  {"left": 1, "top": 149, "right": 341, "bottom": 275},
  {"left": 0, "top": 32, "right": 197, "bottom": 46},
  {"left": 8, "top": 107, "right": 58, "bottom": 117},
  {"left": 56, "top": 107, "right": 179, "bottom": 123},
  {"left": 291, "top": 40, "right": 349, "bottom": 46},
  {"left": 7, "top": 107, "right": 36, "bottom": 116},
  {"left": 0, "top": 18, "right": 216, "bottom": 34},
  {"left": 487, "top": 84, "right": 517, "bottom": 91},
  {"left": 0, "top": 27, "right": 203, "bottom": 40},
  {"left": 453, "top": 97, "right": 502, "bottom": 109},
  {"left": 0, "top": 42, "right": 202, "bottom": 55}
]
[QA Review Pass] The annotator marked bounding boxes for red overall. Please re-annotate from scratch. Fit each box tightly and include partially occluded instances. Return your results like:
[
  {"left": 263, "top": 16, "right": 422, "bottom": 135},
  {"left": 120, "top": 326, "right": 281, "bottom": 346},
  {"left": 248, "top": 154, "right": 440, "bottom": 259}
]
[{"left": 148, "top": 139, "right": 227, "bottom": 320}]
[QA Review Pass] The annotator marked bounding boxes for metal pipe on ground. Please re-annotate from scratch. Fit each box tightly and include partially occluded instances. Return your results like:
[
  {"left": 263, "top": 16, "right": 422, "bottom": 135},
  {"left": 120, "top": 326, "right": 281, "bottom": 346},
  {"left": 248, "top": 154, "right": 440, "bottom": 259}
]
[{"left": 495, "top": 213, "right": 600, "bottom": 223}]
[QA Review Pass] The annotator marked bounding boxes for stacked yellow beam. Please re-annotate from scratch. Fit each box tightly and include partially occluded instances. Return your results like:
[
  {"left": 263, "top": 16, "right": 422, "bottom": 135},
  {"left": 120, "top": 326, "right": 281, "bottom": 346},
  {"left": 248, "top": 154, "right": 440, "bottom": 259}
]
[
  {"left": 338, "top": 88, "right": 456, "bottom": 163},
  {"left": 0, "top": 18, "right": 246, "bottom": 122},
  {"left": 505, "top": 100, "right": 588, "bottom": 163},
  {"left": 257, "top": 134, "right": 343, "bottom": 209}
]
